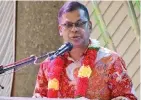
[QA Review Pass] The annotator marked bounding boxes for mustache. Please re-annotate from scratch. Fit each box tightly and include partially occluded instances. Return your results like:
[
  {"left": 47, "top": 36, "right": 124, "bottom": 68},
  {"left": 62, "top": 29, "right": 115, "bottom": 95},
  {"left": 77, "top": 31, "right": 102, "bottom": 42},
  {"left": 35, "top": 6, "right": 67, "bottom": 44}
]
[{"left": 69, "top": 33, "right": 81, "bottom": 37}]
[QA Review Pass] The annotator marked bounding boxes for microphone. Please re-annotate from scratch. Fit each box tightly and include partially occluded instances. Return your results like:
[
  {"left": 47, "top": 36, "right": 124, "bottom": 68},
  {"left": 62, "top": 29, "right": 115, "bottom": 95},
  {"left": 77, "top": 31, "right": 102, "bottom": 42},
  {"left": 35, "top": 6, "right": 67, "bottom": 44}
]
[{"left": 49, "top": 42, "right": 73, "bottom": 60}]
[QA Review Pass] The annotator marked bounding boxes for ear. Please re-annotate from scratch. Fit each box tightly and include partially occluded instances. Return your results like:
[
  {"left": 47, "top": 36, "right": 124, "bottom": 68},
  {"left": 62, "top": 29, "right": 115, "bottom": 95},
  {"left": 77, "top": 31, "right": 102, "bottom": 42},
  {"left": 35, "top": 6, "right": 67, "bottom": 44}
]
[
  {"left": 89, "top": 21, "right": 92, "bottom": 30},
  {"left": 58, "top": 25, "right": 63, "bottom": 36},
  {"left": 88, "top": 21, "right": 92, "bottom": 33}
]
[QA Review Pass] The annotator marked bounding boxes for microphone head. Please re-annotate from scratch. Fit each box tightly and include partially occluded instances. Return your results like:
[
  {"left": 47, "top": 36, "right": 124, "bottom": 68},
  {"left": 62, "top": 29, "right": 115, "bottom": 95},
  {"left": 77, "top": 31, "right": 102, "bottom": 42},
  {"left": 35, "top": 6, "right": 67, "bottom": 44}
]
[
  {"left": 58, "top": 42, "right": 73, "bottom": 51},
  {"left": 65, "top": 42, "right": 73, "bottom": 51},
  {"left": 49, "top": 42, "right": 73, "bottom": 60}
]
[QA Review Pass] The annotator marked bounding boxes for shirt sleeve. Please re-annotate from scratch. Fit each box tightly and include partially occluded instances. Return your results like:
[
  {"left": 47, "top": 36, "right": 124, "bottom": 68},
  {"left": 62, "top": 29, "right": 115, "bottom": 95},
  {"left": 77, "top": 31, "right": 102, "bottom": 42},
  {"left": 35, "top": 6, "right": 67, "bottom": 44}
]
[
  {"left": 33, "top": 61, "right": 49, "bottom": 97},
  {"left": 108, "top": 56, "right": 137, "bottom": 100}
]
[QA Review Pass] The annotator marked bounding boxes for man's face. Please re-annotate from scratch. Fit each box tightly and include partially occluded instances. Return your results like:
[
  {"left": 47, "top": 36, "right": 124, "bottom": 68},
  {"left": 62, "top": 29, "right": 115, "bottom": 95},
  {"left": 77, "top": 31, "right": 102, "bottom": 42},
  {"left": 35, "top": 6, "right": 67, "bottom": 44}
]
[{"left": 59, "top": 9, "right": 92, "bottom": 48}]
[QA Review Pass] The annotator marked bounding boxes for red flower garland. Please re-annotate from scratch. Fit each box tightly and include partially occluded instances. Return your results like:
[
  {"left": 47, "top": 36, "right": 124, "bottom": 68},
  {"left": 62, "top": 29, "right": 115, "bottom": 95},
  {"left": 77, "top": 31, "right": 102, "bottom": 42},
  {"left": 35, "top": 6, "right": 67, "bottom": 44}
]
[
  {"left": 47, "top": 57, "right": 65, "bottom": 98},
  {"left": 75, "top": 49, "right": 98, "bottom": 97}
]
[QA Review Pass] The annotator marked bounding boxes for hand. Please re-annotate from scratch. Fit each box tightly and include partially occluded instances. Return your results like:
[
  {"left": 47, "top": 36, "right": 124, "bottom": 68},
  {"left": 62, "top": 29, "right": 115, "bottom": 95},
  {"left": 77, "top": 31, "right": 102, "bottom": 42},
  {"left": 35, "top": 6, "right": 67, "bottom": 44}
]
[
  {"left": 111, "top": 96, "right": 128, "bottom": 100},
  {"left": 32, "top": 93, "right": 43, "bottom": 98}
]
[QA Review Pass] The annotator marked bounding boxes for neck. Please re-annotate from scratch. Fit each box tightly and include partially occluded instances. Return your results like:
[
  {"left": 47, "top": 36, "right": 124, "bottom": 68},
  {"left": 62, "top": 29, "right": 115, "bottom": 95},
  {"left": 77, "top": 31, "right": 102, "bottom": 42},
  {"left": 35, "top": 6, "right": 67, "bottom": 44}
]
[{"left": 69, "top": 45, "right": 88, "bottom": 61}]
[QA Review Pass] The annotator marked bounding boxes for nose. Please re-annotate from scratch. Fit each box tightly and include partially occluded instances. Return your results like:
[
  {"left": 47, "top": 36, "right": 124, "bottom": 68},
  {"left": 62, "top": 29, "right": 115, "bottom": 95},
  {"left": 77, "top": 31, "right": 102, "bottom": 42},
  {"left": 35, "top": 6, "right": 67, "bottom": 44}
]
[{"left": 70, "top": 24, "right": 78, "bottom": 33}]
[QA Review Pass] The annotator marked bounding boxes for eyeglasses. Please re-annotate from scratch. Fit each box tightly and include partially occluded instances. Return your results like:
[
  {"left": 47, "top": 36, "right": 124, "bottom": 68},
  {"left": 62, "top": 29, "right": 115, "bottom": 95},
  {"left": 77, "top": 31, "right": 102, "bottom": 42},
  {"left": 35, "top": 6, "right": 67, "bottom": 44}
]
[{"left": 61, "top": 21, "right": 88, "bottom": 30}]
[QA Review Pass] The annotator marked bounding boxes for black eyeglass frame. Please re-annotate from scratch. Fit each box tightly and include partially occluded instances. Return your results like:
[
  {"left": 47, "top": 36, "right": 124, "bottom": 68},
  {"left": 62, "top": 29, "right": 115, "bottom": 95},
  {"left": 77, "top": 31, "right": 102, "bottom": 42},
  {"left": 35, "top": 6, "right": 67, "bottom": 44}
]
[{"left": 60, "top": 21, "right": 88, "bottom": 29}]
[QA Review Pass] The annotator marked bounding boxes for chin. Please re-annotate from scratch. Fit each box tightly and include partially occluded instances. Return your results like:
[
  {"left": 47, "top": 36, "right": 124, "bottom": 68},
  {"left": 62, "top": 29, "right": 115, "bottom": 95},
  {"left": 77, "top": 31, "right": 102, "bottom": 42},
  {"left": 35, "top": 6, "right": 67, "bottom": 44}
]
[
  {"left": 68, "top": 40, "right": 86, "bottom": 47},
  {"left": 72, "top": 43, "right": 84, "bottom": 48}
]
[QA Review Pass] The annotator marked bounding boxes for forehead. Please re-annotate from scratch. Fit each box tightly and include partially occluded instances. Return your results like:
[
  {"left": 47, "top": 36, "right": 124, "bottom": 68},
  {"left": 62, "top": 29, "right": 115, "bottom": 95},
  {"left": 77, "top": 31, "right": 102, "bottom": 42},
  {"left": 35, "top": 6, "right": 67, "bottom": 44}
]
[{"left": 60, "top": 9, "right": 87, "bottom": 23}]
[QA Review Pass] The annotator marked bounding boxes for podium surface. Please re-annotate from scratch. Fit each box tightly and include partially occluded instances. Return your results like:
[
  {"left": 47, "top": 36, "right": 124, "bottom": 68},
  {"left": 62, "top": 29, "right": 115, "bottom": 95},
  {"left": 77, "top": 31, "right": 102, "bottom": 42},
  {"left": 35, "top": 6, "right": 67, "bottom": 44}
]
[{"left": 0, "top": 97, "right": 86, "bottom": 100}]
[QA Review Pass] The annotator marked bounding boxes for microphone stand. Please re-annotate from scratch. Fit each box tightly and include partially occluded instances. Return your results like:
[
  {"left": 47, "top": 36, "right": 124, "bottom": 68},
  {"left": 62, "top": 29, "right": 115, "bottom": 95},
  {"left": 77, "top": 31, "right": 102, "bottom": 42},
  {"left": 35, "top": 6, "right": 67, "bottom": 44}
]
[
  {"left": 0, "top": 51, "right": 55, "bottom": 89},
  {"left": 0, "top": 51, "right": 55, "bottom": 75}
]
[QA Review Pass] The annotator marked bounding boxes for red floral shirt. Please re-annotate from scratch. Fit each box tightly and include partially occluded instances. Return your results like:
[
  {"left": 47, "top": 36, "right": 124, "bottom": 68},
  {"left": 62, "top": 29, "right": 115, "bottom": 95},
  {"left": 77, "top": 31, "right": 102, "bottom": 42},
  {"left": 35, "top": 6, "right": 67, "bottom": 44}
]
[{"left": 33, "top": 46, "right": 137, "bottom": 100}]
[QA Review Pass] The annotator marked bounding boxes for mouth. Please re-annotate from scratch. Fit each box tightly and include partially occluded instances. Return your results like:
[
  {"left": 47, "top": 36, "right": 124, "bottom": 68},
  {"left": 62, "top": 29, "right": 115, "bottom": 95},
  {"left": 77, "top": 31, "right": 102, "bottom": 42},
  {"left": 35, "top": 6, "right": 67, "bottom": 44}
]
[{"left": 70, "top": 36, "right": 81, "bottom": 40}]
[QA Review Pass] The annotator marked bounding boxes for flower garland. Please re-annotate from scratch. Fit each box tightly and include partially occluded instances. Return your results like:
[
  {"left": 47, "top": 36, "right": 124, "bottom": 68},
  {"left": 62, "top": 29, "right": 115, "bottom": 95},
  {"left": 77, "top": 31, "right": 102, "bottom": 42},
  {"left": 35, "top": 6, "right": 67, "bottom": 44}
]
[
  {"left": 47, "top": 39, "right": 100, "bottom": 98},
  {"left": 75, "top": 49, "right": 98, "bottom": 97},
  {"left": 47, "top": 57, "right": 65, "bottom": 98}
]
